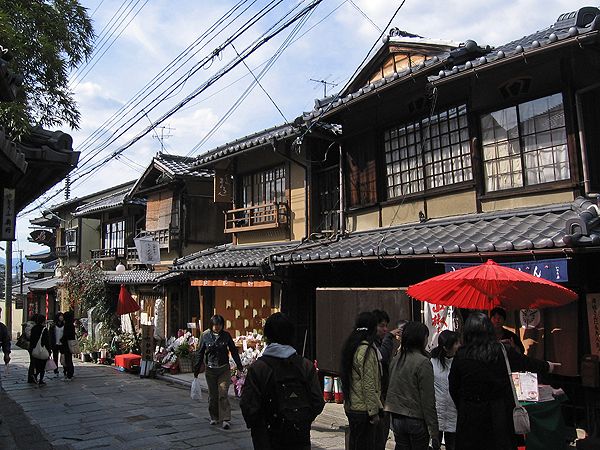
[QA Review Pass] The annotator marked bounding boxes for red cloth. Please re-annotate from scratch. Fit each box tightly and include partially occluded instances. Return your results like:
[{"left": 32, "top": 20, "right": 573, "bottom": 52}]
[
  {"left": 117, "top": 284, "right": 140, "bottom": 316},
  {"left": 115, "top": 353, "right": 141, "bottom": 370}
]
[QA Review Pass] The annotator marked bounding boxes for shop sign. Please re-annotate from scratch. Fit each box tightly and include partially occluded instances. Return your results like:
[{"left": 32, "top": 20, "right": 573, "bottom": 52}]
[
  {"left": 29, "top": 229, "right": 55, "bottom": 246},
  {"left": 140, "top": 325, "right": 154, "bottom": 361},
  {"left": 134, "top": 237, "right": 160, "bottom": 265},
  {"left": 586, "top": 294, "right": 600, "bottom": 357},
  {"left": 424, "top": 302, "right": 458, "bottom": 351},
  {"left": 213, "top": 170, "right": 232, "bottom": 203},
  {"left": 1, "top": 188, "right": 15, "bottom": 240},
  {"left": 444, "top": 258, "right": 568, "bottom": 282}
]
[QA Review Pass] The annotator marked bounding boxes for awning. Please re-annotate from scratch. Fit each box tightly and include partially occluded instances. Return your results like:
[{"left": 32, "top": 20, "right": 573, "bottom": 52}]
[{"left": 191, "top": 278, "right": 271, "bottom": 288}]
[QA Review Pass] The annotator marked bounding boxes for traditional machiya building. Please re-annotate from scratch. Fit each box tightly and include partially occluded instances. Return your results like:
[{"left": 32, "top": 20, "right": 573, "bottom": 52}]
[{"left": 260, "top": 5, "right": 600, "bottom": 429}]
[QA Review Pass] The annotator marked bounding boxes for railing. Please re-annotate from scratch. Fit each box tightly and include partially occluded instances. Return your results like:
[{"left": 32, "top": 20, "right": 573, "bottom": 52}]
[
  {"left": 126, "top": 246, "right": 139, "bottom": 262},
  {"left": 224, "top": 202, "right": 288, "bottom": 233},
  {"left": 139, "top": 228, "right": 179, "bottom": 248},
  {"left": 56, "top": 244, "right": 78, "bottom": 258},
  {"left": 90, "top": 247, "right": 126, "bottom": 260}
]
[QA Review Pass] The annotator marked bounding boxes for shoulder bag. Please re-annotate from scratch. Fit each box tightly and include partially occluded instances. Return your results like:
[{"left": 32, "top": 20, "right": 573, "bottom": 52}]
[
  {"left": 32, "top": 330, "right": 50, "bottom": 360},
  {"left": 68, "top": 339, "right": 80, "bottom": 354},
  {"left": 500, "top": 345, "right": 530, "bottom": 434}
]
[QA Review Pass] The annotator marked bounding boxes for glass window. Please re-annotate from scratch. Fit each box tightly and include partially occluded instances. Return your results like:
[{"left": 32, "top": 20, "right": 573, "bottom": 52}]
[
  {"left": 103, "top": 220, "right": 125, "bottom": 250},
  {"left": 240, "top": 165, "right": 286, "bottom": 224},
  {"left": 384, "top": 104, "right": 472, "bottom": 198},
  {"left": 481, "top": 93, "right": 569, "bottom": 192}
]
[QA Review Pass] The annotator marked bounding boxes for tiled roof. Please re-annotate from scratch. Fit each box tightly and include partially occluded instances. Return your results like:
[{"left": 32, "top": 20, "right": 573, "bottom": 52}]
[
  {"left": 73, "top": 186, "right": 145, "bottom": 217},
  {"left": 103, "top": 270, "right": 167, "bottom": 285},
  {"left": 154, "top": 153, "right": 212, "bottom": 178},
  {"left": 174, "top": 242, "right": 300, "bottom": 271},
  {"left": 0, "top": 127, "right": 27, "bottom": 173},
  {"left": 272, "top": 198, "right": 600, "bottom": 264},
  {"left": 303, "top": 7, "right": 600, "bottom": 121},
  {"left": 194, "top": 124, "right": 298, "bottom": 167},
  {"left": 26, "top": 277, "right": 62, "bottom": 291}
]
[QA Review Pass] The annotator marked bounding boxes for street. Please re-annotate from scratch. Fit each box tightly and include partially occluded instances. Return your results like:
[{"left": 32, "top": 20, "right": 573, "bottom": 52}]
[{"left": 0, "top": 346, "right": 350, "bottom": 449}]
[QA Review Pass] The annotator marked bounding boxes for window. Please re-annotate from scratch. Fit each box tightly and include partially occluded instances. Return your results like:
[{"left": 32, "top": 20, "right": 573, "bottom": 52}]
[
  {"left": 347, "top": 134, "right": 377, "bottom": 207},
  {"left": 65, "top": 229, "right": 77, "bottom": 246},
  {"left": 241, "top": 165, "right": 286, "bottom": 207},
  {"left": 384, "top": 104, "right": 472, "bottom": 199},
  {"left": 481, "top": 93, "right": 569, "bottom": 192},
  {"left": 103, "top": 220, "right": 125, "bottom": 250},
  {"left": 314, "top": 166, "right": 340, "bottom": 232}
]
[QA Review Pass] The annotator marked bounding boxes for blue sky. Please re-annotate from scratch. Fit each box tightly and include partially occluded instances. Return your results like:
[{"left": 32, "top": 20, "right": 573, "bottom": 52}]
[{"left": 16, "top": 0, "right": 580, "bottom": 261}]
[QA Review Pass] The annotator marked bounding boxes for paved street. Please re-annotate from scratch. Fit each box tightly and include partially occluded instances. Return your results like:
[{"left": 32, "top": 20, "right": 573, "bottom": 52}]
[{"left": 0, "top": 346, "right": 351, "bottom": 449}]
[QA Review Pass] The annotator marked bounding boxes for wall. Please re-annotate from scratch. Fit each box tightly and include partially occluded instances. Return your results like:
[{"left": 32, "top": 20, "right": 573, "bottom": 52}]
[
  {"left": 427, "top": 190, "right": 477, "bottom": 218},
  {"left": 80, "top": 218, "right": 100, "bottom": 264},
  {"left": 481, "top": 190, "right": 576, "bottom": 213},
  {"left": 289, "top": 161, "right": 307, "bottom": 241}
]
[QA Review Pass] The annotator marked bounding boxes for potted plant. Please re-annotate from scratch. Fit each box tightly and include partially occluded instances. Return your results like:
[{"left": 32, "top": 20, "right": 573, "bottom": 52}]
[{"left": 175, "top": 342, "right": 193, "bottom": 373}]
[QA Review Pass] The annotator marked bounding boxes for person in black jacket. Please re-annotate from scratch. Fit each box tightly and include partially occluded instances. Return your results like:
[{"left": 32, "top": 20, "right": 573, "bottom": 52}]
[
  {"left": 61, "top": 311, "right": 76, "bottom": 381},
  {"left": 193, "top": 314, "right": 243, "bottom": 430},
  {"left": 449, "top": 312, "right": 558, "bottom": 450},
  {"left": 28, "top": 314, "right": 51, "bottom": 386},
  {"left": 49, "top": 312, "right": 65, "bottom": 376},
  {"left": 0, "top": 307, "right": 11, "bottom": 381},
  {"left": 240, "top": 312, "right": 324, "bottom": 450}
]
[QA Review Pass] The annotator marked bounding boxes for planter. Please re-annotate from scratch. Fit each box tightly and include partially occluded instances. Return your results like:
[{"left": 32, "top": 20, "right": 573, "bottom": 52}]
[
  {"left": 81, "top": 353, "right": 92, "bottom": 362},
  {"left": 178, "top": 357, "right": 193, "bottom": 373}
]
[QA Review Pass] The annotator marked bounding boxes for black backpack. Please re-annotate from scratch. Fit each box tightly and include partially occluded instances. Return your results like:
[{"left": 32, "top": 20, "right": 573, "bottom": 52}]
[{"left": 260, "top": 354, "right": 313, "bottom": 441}]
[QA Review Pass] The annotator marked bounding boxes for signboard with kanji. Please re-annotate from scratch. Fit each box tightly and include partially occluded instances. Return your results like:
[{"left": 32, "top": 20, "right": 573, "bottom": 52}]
[
  {"left": 214, "top": 170, "right": 232, "bottom": 203},
  {"left": 1, "top": 188, "right": 16, "bottom": 240},
  {"left": 587, "top": 294, "right": 600, "bottom": 357}
]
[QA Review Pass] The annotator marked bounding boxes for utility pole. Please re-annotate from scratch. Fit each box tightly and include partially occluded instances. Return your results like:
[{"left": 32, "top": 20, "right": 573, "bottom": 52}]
[
  {"left": 19, "top": 250, "right": 23, "bottom": 295},
  {"left": 4, "top": 240, "right": 12, "bottom": 336}
]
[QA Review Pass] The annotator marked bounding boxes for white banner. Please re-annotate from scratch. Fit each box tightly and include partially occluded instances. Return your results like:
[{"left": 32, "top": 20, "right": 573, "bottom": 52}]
[
  {"left": 134, "top": 237, "right": 161, "bottom": 265},
  {"left": 424, "top": 302, "right": 457, "bottom": 351}
]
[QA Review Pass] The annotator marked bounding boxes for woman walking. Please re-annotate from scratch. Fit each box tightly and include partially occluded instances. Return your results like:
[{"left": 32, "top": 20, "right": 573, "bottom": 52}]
[
  {"left": 28, "top": 314, "right": 51, "bottom": 386},
  {"left": 49, "top": 312, "right": 65, "bottom": 377},
  {"left": 449, "top": 312, "right": 552, "bottom": 450},
  {"left": 385, "top": 322, "right": 440, "bottom": 450},
  {"left": 431, "top": 330, "right": 460, "bottom": 450},
  {"left": 61, "top": 311, "right": 76, "bottom": 381},
  {"left": 340, "top": 311, "right": 382, "bottom": 449},
  {"left": 193, "top": 314, "right": 243, "bottom": 430}
]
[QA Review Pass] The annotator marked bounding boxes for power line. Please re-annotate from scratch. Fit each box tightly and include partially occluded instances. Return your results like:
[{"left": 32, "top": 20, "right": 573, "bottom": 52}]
[{"left": 347, "top": 0, "right": 382, "bottom": 32}]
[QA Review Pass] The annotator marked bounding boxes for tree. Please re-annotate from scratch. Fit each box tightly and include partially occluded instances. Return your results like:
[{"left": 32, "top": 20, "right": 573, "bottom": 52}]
[{"left": 0, "top": 0, "right": 94, "bottom": 139}]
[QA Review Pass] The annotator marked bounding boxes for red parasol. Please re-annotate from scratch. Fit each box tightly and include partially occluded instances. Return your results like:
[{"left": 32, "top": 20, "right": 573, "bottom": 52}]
[
  {"left": 117, "top": 284, "right": 140, "bottom": 316},
  {"left": 407, "top": 259, "right": 578, "bottom": 310}
]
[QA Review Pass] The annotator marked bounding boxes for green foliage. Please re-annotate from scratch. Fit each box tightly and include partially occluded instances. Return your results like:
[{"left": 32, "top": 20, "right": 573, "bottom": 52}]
[
  {"left": 0, "top": 0, "right": 94, "bottom": 139},
  {"left": 175, "top": 342, "right": 190, "bottom": 358},
  {"left": 61, "top": 262, "right": 109, "bottom": 322}
]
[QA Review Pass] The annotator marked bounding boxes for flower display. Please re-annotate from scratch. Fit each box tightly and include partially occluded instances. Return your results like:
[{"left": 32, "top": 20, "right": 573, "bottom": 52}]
[{"left": 156, "top": 331, "right": 200, "bottom": 366}]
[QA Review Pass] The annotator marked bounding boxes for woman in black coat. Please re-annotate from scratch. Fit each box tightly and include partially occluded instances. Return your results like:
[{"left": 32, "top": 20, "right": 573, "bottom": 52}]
[
  {"left": 60, "top": 311, "right": 76, "bottom": 380},
  {"left": 28, "top": 314, "right": 51, "bottom": 386},
  {"left": 449, "top": 312, "right": 553, "bottom": 450}
]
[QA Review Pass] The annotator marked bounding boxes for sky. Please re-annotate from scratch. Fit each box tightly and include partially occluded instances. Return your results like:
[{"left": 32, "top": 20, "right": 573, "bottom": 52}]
[{"left": 14, "top": 0, "right": 581, "bottom": 263}]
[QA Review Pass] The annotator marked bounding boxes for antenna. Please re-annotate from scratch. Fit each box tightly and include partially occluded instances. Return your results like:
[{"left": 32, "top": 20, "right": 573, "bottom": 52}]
[
  {"left": 153, "top": 125, "right": 174, "bottom": 153},
  {"left": 310, "top": 78, "right": 338, "bottom": 98}
]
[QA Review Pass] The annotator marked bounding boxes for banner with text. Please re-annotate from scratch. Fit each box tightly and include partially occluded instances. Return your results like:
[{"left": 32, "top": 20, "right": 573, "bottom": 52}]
[{"left": 444, "top": 258, "right": 568, "bottom": 282}]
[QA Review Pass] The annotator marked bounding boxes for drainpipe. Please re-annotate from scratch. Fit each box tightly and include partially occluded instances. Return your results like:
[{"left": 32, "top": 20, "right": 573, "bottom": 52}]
[
  {"left": 338, "top": 143, "right": 345, "bottom": 234},
  {"left": 575, "top": 82, "right": 600, "bottom": 195}
]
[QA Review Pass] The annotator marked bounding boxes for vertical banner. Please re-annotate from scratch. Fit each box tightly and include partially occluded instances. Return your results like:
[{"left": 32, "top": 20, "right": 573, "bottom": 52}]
[
  {"left": 214, "top": 170, "right": 233, "bottom": 203},
  {"left": 586, "top": 294, "right": 600, "bottom": 357},
  {"left": 134, "top": 237, "right": 160, "bottom": 265},
  {"left": 424, "top": 302, "right": 457, "bottom": 351},
  {"left": 1, "top": 188, "right": 16, "bottom": 240}
]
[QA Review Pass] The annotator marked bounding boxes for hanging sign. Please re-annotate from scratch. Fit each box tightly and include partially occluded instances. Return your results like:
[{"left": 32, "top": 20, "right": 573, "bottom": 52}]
[
  {"left": 424, "top": 302, "right": 457, "bottom": 351},
  {"left": 444, "top": 258, "right": 568, "bottom": 282},
  {"left": 1, "top": 188, "right": 16, "bottom": 240},
  {"left": 586, "top": 294, "right": 600, "bottom": 357},
  {"left": 519, "top": 309, "right": 541, "bottom": 329},
  {"left": 134, "top": 237, "right": 160, "bottom": 265},
  {"left": 213, "top": 170, "right": 233, "bottom": 203}
]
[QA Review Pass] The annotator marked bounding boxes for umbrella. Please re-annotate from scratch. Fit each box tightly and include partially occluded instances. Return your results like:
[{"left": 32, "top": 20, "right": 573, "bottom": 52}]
[
  {"left": 117, "top": 284, "right": 140, "bottom": 316},
  {"left": 407, "top": 259, "right": 578, "bottom": 310}
]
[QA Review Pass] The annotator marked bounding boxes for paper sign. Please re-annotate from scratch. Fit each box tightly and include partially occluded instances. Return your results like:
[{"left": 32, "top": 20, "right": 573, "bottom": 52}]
[
  {"left": 134, "top": 237, "right": 160, "bottom": 265},
  {"left": 512, "top": 372, "right": 539, "bottom": 401}
]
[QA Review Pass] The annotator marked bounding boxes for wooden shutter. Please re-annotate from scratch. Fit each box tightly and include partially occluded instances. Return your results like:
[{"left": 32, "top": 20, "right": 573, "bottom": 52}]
[{"left": 146, "top": 191, "right": 173, "bottom": 231}]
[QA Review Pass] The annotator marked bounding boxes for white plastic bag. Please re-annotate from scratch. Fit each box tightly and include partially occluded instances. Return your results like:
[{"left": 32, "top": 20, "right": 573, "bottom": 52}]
[{"left": 191, "top": 378, "right": 202, "bottom": 401}]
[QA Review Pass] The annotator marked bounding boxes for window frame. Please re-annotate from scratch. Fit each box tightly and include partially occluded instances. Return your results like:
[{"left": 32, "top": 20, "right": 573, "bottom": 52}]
[{"left": 103, "top": 219, "right": 125, "bottom": 250}]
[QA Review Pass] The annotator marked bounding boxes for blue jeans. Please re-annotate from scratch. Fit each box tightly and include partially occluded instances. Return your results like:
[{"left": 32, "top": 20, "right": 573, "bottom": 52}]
[{"left": 391, "top": 414, "right": 429, "bottom": 450}]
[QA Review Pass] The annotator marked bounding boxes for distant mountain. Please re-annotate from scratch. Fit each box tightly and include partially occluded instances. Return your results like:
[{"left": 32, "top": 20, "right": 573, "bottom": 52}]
[{"left": 0, "top": 257, "right": 41, "bottom": 273}]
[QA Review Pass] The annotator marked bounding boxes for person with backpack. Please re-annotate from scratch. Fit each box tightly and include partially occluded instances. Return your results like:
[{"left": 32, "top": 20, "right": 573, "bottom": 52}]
[
  {"left": 240, "top": 312, "right": 324, "bottom": 450},
  {"left": 341, "top": 311, "right": 382, "bottom": 449}
]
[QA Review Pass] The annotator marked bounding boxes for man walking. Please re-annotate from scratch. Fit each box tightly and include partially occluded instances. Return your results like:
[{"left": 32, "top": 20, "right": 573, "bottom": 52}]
[
  {"left": 0, "top": 306, "right": 11, "bottom": 424},
  {"left": 240, "top": 312, "right": 324, "bottom": 450}
]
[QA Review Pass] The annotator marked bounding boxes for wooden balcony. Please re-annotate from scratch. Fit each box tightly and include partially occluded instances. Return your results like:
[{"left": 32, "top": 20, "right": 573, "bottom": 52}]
[
  {"left": 56, "top": 244, "right": 77, "bottom": 258},
  {"left": 90, "top": 247, "right": 126, "bottom": 261},
  {"left": 224, "top": 202, "right": 288, "bottom": 234},
  {"left": 139, "top": 227, "right": 179, "bottom": 249}
]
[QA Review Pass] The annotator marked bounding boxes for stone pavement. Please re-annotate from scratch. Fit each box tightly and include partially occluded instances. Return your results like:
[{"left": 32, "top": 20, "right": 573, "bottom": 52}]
[{"left": 0, "top": 346, "right": 364, "bottom": 449}]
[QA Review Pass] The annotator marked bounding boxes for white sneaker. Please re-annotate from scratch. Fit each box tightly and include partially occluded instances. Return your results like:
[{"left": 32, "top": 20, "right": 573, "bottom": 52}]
[
  {"left": 209, "top": 420, "right": 218, "bottom": 425},
  {"left": 222, "top": 421, "right": 230, "bottom": 430}
]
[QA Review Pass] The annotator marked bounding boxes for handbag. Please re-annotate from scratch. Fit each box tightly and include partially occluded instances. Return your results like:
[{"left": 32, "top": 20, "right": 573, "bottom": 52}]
[
  {"left": 67, "top": 339, "right": 80, "bottom": 354},
  {"left": 501, "top": 345, "right": 531, "bottom": 434},
  {"left": 45, "top": 358, "right": 57, "bottom": 372},
  {"left": 32, "top": 330, "right": 50, "bottom": 360}
]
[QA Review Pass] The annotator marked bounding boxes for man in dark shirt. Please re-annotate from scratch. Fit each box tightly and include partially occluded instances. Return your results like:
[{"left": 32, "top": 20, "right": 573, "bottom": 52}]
[
  {"left": 490, "top": 307, "right": 525, "bottom": 354},
  {"left": 0, "top": 307, "right": 11, "bottom": 375}
]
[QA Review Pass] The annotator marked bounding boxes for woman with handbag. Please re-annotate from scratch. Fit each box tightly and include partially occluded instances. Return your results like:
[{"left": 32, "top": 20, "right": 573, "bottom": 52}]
[
  {"left": 28, "top": 314, "right": 51, "bottom": 386},
  {"left": 60, "top": 311, "right": 77, "bottom": 381},
  {"left": 448, "top": 312, "right": 554, "bottom": 450}
]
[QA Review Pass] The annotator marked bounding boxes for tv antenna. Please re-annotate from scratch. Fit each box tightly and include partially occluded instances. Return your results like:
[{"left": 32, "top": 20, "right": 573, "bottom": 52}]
[
  {"left": 310, "top": 78, "right": 338, "bottom": 97},
  {"left": 153, "top": 125, "right": 174, "bottom": 153}
]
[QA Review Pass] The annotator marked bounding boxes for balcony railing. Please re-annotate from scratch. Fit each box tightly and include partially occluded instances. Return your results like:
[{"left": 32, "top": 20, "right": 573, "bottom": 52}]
[
  {"left": 56, "top": 244, "right": 78, "bottom": 258},
  {"left": 90, "top": 247, "right": 126, "bottom": 260},
  {"left": 139, "top": 227, "right": 179, "bottom": 248},
  {"left": 224, "top": 202, "right": 288, "bottom": 234},
  {"left": 126, "top": 246, "right": 139, "bottom": 262}
]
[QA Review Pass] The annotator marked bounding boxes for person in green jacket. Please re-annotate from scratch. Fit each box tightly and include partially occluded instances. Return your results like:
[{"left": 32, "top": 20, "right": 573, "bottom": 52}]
[
  {"left": 385, "top": 322, "right": 440, "bottom": 450},
  {"left": 341, "top": 312, "right": 382, "bottom": 449}
]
